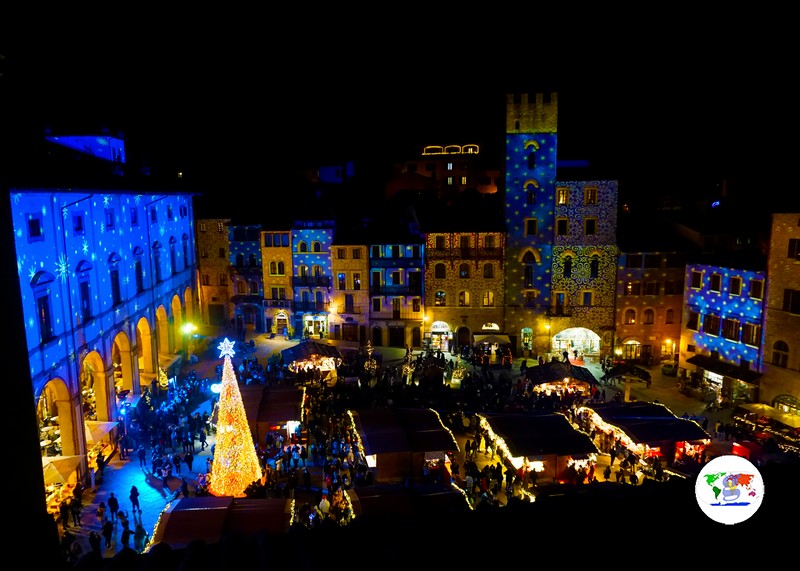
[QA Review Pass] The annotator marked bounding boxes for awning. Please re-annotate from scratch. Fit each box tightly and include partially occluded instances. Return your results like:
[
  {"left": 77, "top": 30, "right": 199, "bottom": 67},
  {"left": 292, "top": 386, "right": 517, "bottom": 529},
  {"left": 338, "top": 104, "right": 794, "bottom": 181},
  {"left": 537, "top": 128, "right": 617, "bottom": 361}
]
[
  {"left": 473, "top": 334, "right": 511, "bottom": 345},
  {"left": 42, "top": 455, "right": 84, "bottom": 485},
  {"left": 280, "top": 340, "right": 342, "bottom": 365},
  {"left": 737, "top": 403, "right": 800, "bottom": 429},
  {"left": 686, "top": 355, "right": 762, "bottom": 384},
  {"left": 84, "top": 420, "right": 119, "bottom": 443}
]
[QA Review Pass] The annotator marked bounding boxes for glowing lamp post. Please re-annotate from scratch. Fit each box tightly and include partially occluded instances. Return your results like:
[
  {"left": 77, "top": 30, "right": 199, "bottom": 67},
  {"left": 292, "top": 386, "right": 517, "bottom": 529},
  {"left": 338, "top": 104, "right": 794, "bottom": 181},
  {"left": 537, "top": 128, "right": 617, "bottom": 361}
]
[{"left": 181, "top": 322, "right": 197, "bottom": 356}]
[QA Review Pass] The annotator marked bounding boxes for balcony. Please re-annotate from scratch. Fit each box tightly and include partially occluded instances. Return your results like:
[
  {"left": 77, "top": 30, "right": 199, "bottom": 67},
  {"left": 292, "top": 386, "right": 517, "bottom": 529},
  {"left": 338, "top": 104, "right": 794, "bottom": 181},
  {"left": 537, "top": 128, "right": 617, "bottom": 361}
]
[
  {"left": 370, "top": 256, "right": 423, "bottom": 268},
  {"left": 294, "top": 301, "right": 330, "bottom": 313},
  {"left": 229, "top": 264, "right": 261, "bottom": 277},
  {"left": 292, "top": 276, "right": 332, "bottom": 288},
  {"left": 371, "top": 310, "right": 423, "bottom": 320},
  {"left": 426, "top": 248, "right": 503, "bottom": 260},
  {"left": 230, "top": 294, "right": 263, "bottom": 305},
  {"left": 546, "top": 306, "right": 572, "bottom": 318},
  {"left": 337, "top": 305, "right": 365, "bottom": 315},
  {"left": 369, "top": 284, "right": 423, "bottom": 296},
  {"left": 264, "top": 299, "right": 292, "bottom": 309}
]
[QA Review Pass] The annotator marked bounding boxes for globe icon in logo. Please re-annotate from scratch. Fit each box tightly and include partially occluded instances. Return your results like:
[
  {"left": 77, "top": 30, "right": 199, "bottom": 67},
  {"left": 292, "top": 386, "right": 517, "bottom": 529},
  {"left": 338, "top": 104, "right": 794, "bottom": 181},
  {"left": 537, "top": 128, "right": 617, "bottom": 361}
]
[{"left": 695, "top": 454, "right": 765, "bottom": 525}]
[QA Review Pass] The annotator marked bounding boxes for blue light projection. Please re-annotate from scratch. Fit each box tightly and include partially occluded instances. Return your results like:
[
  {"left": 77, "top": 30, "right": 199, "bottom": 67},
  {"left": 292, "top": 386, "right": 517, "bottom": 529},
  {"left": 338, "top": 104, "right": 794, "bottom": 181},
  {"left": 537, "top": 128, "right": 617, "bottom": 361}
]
[{"left": 685, "top": 263, "right": 765, "bottom": 366}]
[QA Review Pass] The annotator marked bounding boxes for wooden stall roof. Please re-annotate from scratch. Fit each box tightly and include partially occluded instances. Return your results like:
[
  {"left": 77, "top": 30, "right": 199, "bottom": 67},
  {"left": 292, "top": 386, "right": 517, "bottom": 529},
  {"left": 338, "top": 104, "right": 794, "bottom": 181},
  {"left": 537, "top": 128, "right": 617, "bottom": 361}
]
[
  {"left": 483, "top": 412, "right": 599, "bottom": 458},
  {"left": 582, "top": 401, "right": 711, "bottom": 445},
  {"left": 351, "top": 408, "right": 459, "bottom": 456},
  {"left": 525, "top": 361, "right": 599, "bottom": 386}
]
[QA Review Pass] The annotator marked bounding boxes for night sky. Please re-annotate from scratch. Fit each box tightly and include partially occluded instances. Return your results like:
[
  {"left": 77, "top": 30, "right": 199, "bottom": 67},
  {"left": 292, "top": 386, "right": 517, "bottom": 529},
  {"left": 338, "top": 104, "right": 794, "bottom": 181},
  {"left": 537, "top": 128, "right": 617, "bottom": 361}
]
[{"left": 2, "top": 21, "right": 797, "bottom": 214}]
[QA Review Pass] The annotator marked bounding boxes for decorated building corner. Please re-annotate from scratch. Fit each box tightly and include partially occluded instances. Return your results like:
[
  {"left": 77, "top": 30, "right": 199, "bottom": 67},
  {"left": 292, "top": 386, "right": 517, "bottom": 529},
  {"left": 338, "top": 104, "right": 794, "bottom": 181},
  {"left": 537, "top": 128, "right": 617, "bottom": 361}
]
[{"left": 208, "top": 338, "right": 262, "bottom": 497}]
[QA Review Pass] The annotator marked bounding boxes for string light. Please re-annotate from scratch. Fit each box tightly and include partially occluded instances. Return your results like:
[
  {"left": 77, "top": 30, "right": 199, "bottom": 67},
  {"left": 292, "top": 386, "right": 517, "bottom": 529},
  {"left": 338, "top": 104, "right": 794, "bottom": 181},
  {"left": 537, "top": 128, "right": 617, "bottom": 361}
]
[{"left": 208, "top": 338, "right": 262, "bottom": 497}]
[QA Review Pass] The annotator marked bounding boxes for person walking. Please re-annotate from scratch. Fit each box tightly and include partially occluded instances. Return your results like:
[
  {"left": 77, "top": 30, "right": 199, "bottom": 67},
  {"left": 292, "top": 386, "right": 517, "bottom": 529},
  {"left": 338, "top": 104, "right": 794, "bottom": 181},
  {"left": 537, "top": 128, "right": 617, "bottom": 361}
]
[
  {"left": 129, "top": 485, "right": 141, "bottom": 513},
  {"left": 172, "top": 452, "right": 183, "bottom": 476},
  {"left": 133, "top": 523, "right": 148, "bottom": 554},
  {"left": 137, "top": 445, "right": 147, "bottom": 468},
  {"left": 184, "top": 450, "right": 195, "bottom": 473},
  {"left": 102, "top": 518, "right": 114, "bottom": 551},
  {"left": 106, "top": 491, "right": 119, "bottom": 522},
  {"left": 120, "top": 523, "right": 133, "bottom": 550}
]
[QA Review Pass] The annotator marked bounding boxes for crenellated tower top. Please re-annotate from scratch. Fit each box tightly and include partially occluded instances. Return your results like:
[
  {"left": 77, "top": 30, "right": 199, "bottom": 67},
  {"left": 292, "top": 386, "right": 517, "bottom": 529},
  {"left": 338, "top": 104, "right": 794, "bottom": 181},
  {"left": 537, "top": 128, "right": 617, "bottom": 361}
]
[{"left": 506, "top": 92, "right": 558, "bottom": 133}]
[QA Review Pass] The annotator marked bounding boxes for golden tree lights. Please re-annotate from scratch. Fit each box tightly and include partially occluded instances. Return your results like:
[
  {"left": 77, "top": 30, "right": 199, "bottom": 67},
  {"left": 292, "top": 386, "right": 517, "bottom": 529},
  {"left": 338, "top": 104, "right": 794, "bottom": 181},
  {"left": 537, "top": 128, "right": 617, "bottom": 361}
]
[{"left": 208, "top": 338, "right": 262, "bottom": 498}]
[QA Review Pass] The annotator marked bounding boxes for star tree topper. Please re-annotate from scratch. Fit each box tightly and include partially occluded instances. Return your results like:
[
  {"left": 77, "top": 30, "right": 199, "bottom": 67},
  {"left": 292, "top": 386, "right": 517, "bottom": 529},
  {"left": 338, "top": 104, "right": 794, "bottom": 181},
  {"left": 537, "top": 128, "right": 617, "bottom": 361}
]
[{"left": 218, "top": 337, "right": 236, "bottom": 359}]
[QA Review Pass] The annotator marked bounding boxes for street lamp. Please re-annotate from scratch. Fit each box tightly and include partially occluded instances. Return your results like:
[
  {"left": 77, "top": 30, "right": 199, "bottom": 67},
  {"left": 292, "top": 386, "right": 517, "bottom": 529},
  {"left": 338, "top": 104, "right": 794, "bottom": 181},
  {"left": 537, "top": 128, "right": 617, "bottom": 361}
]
[
  {"left": 545, "top": 322, "right": 551, "bottom": 355},
  {"left": 181, "top": 322, "right": 197, "bottom": 356}
]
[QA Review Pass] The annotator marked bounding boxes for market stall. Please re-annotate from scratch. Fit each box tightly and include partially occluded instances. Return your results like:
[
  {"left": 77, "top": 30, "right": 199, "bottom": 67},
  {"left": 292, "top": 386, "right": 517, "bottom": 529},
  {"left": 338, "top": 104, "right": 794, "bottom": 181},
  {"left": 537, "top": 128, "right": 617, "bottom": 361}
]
[
  {"left": 42, "top": 455, "right": 83, "bottom": 519},
  {"left": 280, "top": 339, "right": 342, "bottom": 384},
  {"left": 478, "top": 412, "right": 599, "bottom": 490},
  {"left": 525, "top": 360, "right": 600, "bottom": 398}
]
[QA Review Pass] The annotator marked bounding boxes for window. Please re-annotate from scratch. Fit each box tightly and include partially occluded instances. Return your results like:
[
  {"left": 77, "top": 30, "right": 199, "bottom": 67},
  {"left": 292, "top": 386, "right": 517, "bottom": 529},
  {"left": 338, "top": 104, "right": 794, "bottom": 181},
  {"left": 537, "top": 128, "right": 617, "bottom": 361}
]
[
  {"left": 313, "top": 265, "right": 323, "bottom": 278},
  {"left": 73, "top": 214, "right": 85, "bottom": 234},
  {"left": 371, "top": 245, "right": 381, "bottom": 258},
  {"left": 218, "top": 248, "right": 226, "bottom": 259},
  {"left": 447, "top": 162, "right": 453, "bottom": 171},
  {"left": 643, "top": 309, "right": 655, "bottom": 324},
  {"left": 527, "top": 153, "right": 536, "bottom": 170},
  {"left": 313, "top": 242, "right": 322, "bottom": 253},
  {"left": 201, "top": 274, "right": 209, "bottom": 286},
  {"left": 435, "top": 236, "right": 445, "bottom": 249},
  {"left": 703, "top": 314, "right": 720, "bottom": 336},
  {"left": 371, "top": 271, "right": 380, "bottom": 287},
  {"left": 643, "top": 254, "right": 660, "bottom": 269},
  {"left": 249, "top": 280, "right": 259, "bottom": 295},
  {"left": 217, "top": 222, "right": 225, "bottom": 233},
  {"left": 624, "top": 281, "right": 641, "bottom": 296},
  {"left": 483, "top": 291, "right": 494, "bottom": 307},
  {"left": 722, "top": 318, "right": 740, "bottom": 341},
  {"left": 686, "top": 310, "right": 700, "bottom": 331},
  {"left": 435, "top": 291, "right": 446, "bottom": 306},
  {"left": 644, "top": 281, "right": 660, "bottom": 295},
  {"left": 742, "top": 323, "right": 761, "bottom": 346},
  {"left": 167, "top": 205, "right": 173, "bottom": 219},
  {"left": 182, "top": 234, "right": 190, "bottom": 269},
  {"left": 219, "top": 274, "right": 228, "bottom": 286},
  {"left": 563, "top": 256, "right": 572, "bottom": 278},
  {"left": 372, "top": 298, "right": 381, "bottom": 312},
  {"left": 524, "top": 265, "right": 535, "bottom": 288},
  {"left": 77, "top": 261, "right": 93, "bottom": 322},
  {"left": 664, "top": 280, "right": 684, "bottom": 295},
  {"left": 104, "top": 207, "right": 115, "bottom": 229},
  {"left": 458, "top": 291, "right": 470, "bottom": 307},
  {"left": 749, "top": 279, "right": 764, "bottom": 300},
  {"left": 299, "top": 242, "right": 308, "bottom": 253},
  {"left": 133, "top": 247, "right": 144, "bottom": 293},
  {"left": 665, "top": 308, "right": 674, "bottom": 324},
  {"left": 772, "top": 340, "right": 789, "bottom": 368},
  {"left": 782, "top": 289, "right": 800, "bottom": 314},
  {"left": 691, "top": 270, "right": 703, "bottom": 288},
  {"left": 581, "top": 291, "right": 593, "bottom": 306},
  {"left": 555, "top": 218, "right": 568, "bottom": 236},
  {"left": 27, "top": 213, "right": 44, "bottom": 242},
  {"left": 447, "top": 176, "right": 453, "bottom": 185},
  {"left": 461, "top": 176, "right": 467, "bottom": 185},
  {"left": 483, "top": 263, "right": 494, "bottom": 278},
  {"left": 727, "top": 276, "right": 742, "bottom": 296},
  {"left": 413, "top": 298, "right": 421, "bottom": 312},
  {"left": 391, "top": 271, "right": 401, "bottom": 286},
  {"left": 624, "top": 309, "right": 636, "bottom": 325},
  {"left": 709, "top": 273, "right": 722, "bottom": 293},
  {"left": 525, "top": 219, "right": 538, "bottom": 236},
  {"left": 153, "top": 243, "right": 163, "bottom": 283},
  {"left": 180, "top": 205, "right": 188, "bottom": 218},
  {"left": 237, "top": 280, "right": 246, "bottom": 294},
  {"left": 352, "top": 248, "right": 361, "bottom": 259},
  {"left": 556, "top": 187, "right": 569, "bottom": 205},
  {"left": 169, "top": 237, "right": 178, "bottom": 275},
  {"left": 130, "top": 207, "right": 138, "bottom": 227},
  {"left": 389, "top": 245, "right": 402, "bottom": 258},
  {"left": 459, "top": 263, "right": 470, "bottom": 278},
  {"left": 553, "top": 292, "right": 566, "bottom": 315},
  {"left": 626, "top": 255, "right": 642, "bottom": 269},
  {"left": 337, "top": 248, "right": 346, "bottom": 259},
  {"left": 32, "top": 271, "right": 55, "bottom": 343},
  {"left": 353, "top": 273, "right": 361, "bottom": 290},
  {"left": 109, "top": 253, "right": 122, "bottom": 306},
  {"left": 338, "top": 273, "right": 346, "bottom": 290},
  {"left": 789, "top": 238, "right": 800, "bottom": 260},
  {"left": 459, "top": 235, "right": 470, "bottom": 250},
  {"left": 584, "top": 218, "right": 597, "bottom": 236},
  {"left": 485, "top": 235, "right": 496, "bottom": 249},
  {"left": 584, "top": 187, "right": 597, "bottom": 205},
  {"left": 150, "top": 207, "right": 157, "bottom": 224},
  {"left": 590, "top": 256, "right": 599, "bottom": 278}
]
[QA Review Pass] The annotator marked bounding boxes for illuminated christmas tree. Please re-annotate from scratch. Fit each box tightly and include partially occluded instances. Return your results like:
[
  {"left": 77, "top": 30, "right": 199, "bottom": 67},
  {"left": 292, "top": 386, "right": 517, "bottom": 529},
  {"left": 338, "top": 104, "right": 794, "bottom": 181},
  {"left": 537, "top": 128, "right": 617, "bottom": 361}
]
[{"left": 208, "top": 338, "right": 262, "bottom": 497}]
